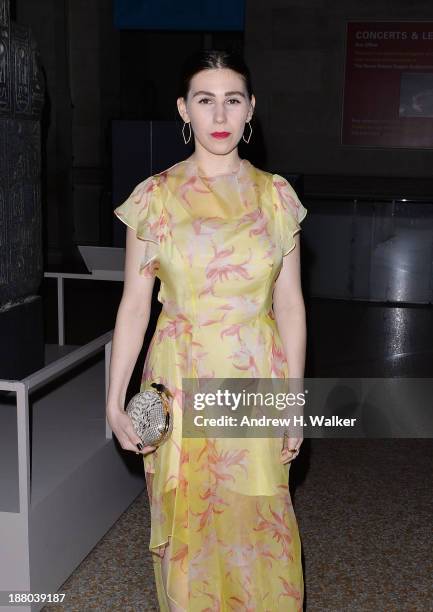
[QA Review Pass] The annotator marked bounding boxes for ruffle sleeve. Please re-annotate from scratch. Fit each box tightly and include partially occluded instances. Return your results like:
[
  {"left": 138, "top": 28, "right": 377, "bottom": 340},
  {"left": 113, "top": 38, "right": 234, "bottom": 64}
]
[
  {"left": 113, "top": 175, "right": 165, "bottom": 274},
  {"left": 272, "top": 173, "right": 308, "bottom": 256}
]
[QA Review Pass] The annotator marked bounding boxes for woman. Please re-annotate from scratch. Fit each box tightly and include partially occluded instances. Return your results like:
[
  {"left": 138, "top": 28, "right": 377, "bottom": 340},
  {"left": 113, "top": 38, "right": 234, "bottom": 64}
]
[{"left": 106, "top": 49, "right": 307, "bottom": 611}]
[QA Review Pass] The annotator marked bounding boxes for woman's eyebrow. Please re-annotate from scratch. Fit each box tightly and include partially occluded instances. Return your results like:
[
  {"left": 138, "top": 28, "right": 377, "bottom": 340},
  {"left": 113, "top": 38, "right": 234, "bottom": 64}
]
[{"left": 192, "top": 90, "right": 246, "bottom": 98}]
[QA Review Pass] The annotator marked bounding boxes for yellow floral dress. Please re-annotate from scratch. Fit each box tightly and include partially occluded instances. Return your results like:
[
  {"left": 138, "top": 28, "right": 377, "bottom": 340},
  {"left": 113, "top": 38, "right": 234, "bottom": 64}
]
[{"left": 114, "top": 158, "right": 307, "bottom": 611}]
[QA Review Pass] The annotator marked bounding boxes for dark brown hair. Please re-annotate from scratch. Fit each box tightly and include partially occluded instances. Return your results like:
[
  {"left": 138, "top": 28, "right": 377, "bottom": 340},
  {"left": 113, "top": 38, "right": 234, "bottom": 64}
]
[{"left": 178, "top": 49, "right": 254, "bottom": 100}]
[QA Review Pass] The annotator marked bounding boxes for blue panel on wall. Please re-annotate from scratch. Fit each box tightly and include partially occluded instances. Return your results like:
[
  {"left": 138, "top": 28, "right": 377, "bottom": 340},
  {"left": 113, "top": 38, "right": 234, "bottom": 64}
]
[{"left": 114, "top": 0, "right": 245, "bottom": 31}]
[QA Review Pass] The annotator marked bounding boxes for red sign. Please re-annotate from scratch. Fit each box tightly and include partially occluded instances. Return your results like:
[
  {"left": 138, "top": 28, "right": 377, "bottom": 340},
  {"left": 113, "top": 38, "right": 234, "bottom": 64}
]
[{"left": 342, "top": 21, "right": 433, "bottom": 148}]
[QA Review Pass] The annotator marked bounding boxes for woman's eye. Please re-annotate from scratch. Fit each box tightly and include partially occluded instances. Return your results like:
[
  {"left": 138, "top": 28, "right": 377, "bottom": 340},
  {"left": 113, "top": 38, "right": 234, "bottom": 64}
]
[{"left": 197, "top": 98, "right": 242, "bottom": 104}]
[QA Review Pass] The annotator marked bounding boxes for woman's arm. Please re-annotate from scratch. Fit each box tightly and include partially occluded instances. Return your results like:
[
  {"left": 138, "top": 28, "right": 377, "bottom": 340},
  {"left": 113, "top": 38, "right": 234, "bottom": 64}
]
[
  {"left": 106, "top": 226, "right": 157, "bottom": 455},
  {"left": 273, "top": 234, "right": 306, "bottom": 378},
  {"left": 272, "top": 234, "right": 306, "bottom": 463}
]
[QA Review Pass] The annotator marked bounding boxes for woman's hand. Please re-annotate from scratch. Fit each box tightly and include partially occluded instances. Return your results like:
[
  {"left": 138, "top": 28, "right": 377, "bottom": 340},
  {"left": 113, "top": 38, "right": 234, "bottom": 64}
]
[
  {"left": 280, "top": 434, "right": 303, "bottom": 464},
  {"left": 107, "top": 409, "right": 156, "bottom": 455}
]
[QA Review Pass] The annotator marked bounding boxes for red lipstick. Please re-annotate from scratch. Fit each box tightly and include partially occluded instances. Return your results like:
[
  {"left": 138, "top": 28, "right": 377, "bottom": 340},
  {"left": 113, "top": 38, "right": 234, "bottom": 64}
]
[{"left": 211, "top": 132, "right": 231, "bottom": 139}]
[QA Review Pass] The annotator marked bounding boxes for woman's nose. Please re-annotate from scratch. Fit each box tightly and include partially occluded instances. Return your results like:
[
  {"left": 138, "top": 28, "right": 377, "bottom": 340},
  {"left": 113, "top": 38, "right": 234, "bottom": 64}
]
[{"left": 213, "top": 104, "right": 227, "bottom": 123}]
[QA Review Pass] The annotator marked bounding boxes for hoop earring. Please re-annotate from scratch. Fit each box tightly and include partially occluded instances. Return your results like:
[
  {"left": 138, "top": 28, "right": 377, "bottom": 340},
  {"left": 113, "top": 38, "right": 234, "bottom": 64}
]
[
  {"left": 242, "top": 121, "right": 252, "bottom": 144},
  {"left": 182, "top": 121, "right": 192, "bottom": 144}
]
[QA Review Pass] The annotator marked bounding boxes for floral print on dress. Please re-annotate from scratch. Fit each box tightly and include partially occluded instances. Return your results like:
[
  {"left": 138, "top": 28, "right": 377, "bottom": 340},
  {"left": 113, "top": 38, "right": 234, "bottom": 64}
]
[{"left": 113, "top": 158, "right": 307, "bottom": 611}]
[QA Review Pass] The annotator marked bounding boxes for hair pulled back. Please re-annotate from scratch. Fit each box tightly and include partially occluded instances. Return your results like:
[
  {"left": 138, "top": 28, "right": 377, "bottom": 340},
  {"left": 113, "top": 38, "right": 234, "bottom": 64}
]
[{"left": 178, "top": 49, "right": 254, "bottom": 100}]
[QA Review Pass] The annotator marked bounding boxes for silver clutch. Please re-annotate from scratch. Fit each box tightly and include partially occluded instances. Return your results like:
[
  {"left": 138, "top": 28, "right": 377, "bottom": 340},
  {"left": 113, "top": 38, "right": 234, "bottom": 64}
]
[{"left": 126, "top": 382, "right": 173, "bottom": 448}]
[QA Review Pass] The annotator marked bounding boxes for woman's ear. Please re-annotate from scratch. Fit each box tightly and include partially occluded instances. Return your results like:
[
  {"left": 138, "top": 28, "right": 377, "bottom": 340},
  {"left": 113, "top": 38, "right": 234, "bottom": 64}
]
[
  {"left": 247, "top": 94, "right": 256, "bottom": 122},
  {"left": 177, "top": 97, "right": 189, "bottom": 123}
]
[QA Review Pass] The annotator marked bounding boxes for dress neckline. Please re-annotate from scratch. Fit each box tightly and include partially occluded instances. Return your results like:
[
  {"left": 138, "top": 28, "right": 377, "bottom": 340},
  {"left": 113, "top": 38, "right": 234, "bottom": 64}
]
[
  {"left": 169, "top": 157, "right": 257, "bottom": 221},
  {"left": 183, "top": 158, "right": 247, "bottom": 179}
]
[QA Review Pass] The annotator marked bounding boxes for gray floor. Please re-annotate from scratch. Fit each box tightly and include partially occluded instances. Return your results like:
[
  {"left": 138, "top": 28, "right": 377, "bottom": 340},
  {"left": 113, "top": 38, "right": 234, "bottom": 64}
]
[{"left": 41, "top": 438, "right": 433, "bottom": 612}]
